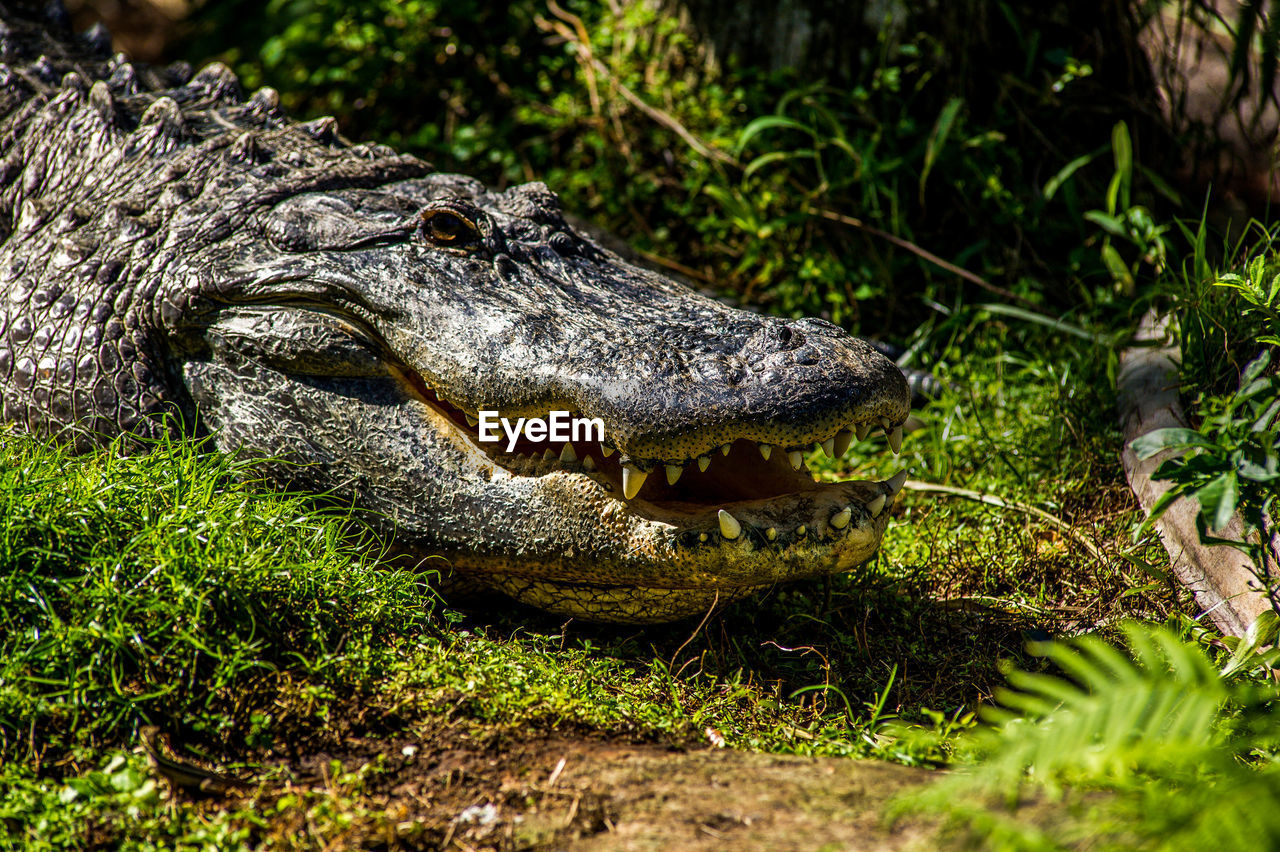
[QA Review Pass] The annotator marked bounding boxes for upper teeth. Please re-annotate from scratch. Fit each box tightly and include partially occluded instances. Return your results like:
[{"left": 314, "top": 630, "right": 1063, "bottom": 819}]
[
  {"left": 622, "top": 464, "right": 648, "bottom": 500},
  {"left": 457, "top": 406, "right": 908, "bottom": 503}
]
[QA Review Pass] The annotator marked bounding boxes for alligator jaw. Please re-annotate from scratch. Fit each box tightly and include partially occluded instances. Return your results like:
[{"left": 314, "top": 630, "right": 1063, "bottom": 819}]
[{"left": 394, "top": 369, "right": 909, "bottom": 622}]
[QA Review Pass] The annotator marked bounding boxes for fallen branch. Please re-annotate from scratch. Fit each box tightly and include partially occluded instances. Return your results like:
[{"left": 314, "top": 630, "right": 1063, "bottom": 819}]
[
  {"left": 901, "top": 479, "right": 1109, "bottom": 569},
  {"left": 1117, "top": 309, "right": 1272, "bottom": 638}
]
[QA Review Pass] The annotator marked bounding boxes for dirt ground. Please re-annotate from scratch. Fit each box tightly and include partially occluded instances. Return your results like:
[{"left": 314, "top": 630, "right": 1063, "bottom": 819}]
[{"left": 201, "top": 724, "right": 945, "bottom": 850}]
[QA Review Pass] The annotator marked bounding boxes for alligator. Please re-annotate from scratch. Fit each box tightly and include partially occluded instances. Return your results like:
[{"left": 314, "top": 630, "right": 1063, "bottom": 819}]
[{"left": 0, "top": 2, "right": 910, "bottom": 623}]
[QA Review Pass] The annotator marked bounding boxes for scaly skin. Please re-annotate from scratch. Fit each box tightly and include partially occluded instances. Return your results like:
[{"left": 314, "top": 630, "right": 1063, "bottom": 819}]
[{"left": 0, "top": 4, "right": 910, "bottom": 622}]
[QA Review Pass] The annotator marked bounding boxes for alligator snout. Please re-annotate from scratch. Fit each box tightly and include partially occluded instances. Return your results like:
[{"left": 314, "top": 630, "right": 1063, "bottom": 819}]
[{"left": 577, "top": 310, "right": 910, "bottom": 467}]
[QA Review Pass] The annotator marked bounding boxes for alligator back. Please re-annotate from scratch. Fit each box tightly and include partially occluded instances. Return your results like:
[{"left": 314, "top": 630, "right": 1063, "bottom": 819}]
[{"left": 0, "top": 2, "right": 427, "bottom": 446}]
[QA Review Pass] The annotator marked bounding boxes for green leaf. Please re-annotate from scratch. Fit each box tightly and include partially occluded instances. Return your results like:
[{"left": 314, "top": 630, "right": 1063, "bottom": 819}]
[
  {"left": 1196, "top": 471, "right": 1240, "bottom": 532},
  {"left": 1131, "top": 428, "right": 1218, "bottom": 459},
  {"left": 1242, "top": 351, "right": 1272, "bottom": 384},
  {"left": 742, "top": 149, "right": 816, "bottom": 180},
  {"left": 1111, "top": 121, "right": 1132, "bottom": 210},
  {"left": 1252, "top": 398, "right": 1280, "bottom": 432},
  {"left": 1100, "top": 243, "right": 1134, "bottom": 293},
  {"left": 919, "top": 97, "right": 963, "bottom": 202},
  {"left": 734, "top": 115, "right": 814, "bottom": 155},
  {"left": 1044, "top": 149, "right": 1104, "bottom": 201},
  {"left": 1238, "top": 456, "right": 1280, "bottom": 483},
  {"left": 1221, "top": 610, "right": 1280, "bottom": 677},
  {"left": 1084, "top": 211, "right": 1126, "bottom": 237},
  {"left": 701, "top": 184, "right": 753, "bottom": 225},
  {"left": 1137, "top": 164, "right": 1184, "bottom": 207},
  {"left": 1135, "top": 486, "right": 1181, "bottom": 539},
  {"left": 974, "top": 303, "right": 1100, "bottom": 341}
]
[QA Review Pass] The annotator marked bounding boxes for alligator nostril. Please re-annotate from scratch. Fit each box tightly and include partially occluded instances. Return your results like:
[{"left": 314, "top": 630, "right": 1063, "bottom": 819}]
[
  {"left": 549, "top": 231, "right": 576, "bottom": 256},
  {"left": 769, "top": 323, "right": 804, "bottom": 351}
]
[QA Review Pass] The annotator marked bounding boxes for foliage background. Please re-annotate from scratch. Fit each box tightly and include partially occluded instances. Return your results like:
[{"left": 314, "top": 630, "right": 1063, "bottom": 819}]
[{"left": 178, "top": 0, "right": 1183, "bottom": 334}]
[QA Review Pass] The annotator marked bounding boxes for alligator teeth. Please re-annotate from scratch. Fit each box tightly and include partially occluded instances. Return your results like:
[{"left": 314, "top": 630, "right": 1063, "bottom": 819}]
[
  {"left": 622, "top": 464, "right": 648, "bottom": 499},
  {"left": 830, "top": 506, "right": 852, "bottom": 529},
  {"left": 699, "top": 532, "right": 708, "bottom": 542},
  {"left": 464, "top": 413, "right": 479, "bottom": 428},
  {"left": 718, "top": 509, "right": 742, "bottom": 540},
  {"left": 560, "top": 442, "right": 577, "bottom": 463},
  {"left": 881, "top": 416, "right": 893, "bottom": 429},
  {"left": 886, "top": 470, "right": 907, "bottom": 494},
  {"left": 821, "top": 437, "right": 836, "bottom": 458},
  {"left": 758, "top": 443, "right": 772, "bottom": 461},
  {"left": 720, "top": 444, "right": 732, "bottom": 456},
  {"left": 765, "top": 527, "right": 778, "bottom": 541},
  {"left": 855, "top": 422, "right": 872, "bottom": 441},
  {"left": 697, "top": 455, "right": 711, "bottom": 472},
  {"left": 601, "top": 444, "right": 615, "bottom": 457},
  {"left": 787, "top": 450, "right": 804, "bottom": 470},
  {"left": 888, "top": 425, "right": 903, "bottom": 454},
  {"left": 542, "top": 448, "right": 556, "bottom": 461},
  {"left": 833, "top": 430, "right": 854, "bottom": 457},
  {"left": 796, "top": 524, "right": 806, "bottom": 537},
  {"left": 582, "top": 455, "right": 596, "bottom": 471},
  {"left": 867, "top": 494, "right": 887, "bottom": 517},
  {"left": 665, "top": 464, "right": 684, "bottom": 486}
]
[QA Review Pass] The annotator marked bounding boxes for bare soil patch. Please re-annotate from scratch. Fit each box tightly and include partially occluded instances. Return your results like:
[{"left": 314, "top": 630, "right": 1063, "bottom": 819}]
[{"left": 239, "top": 724, "right": 941, "bottom": 850}]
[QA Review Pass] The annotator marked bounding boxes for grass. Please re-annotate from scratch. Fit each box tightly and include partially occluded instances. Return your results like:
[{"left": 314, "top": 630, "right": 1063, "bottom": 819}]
[
  {"left": 0, "top": 430, "right": 437, "bottom": 758},
  {"left": 0, "top": 304, "right": 1190, "bottom": 846}
]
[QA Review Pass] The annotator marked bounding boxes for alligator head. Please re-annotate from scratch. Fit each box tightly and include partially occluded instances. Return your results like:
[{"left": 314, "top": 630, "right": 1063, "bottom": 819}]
[
  {"left": 173, "top": 173, "right": 910, "bottom": 622},
  {"left": 0, "top": 12, "right": 910, "bottom": 622}
]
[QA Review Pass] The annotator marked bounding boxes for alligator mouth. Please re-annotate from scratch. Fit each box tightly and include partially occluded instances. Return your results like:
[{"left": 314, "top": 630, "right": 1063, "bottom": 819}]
[{"left": 393, "top": 366, "right": 908, "bottom": 548}]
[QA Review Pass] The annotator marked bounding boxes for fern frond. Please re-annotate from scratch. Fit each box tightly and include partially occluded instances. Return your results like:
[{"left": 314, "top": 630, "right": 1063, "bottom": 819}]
[
  {"left": 969, "top": 623, "right": 1234, "bottom": 790},
  {"left": 893, "top": 622, "right": 1280, "bottom": 850}
]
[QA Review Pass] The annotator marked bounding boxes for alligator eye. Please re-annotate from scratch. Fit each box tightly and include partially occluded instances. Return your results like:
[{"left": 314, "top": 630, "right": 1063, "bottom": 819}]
[{"left": 420, "top": 209, "right": 479, "bottom": 248}]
